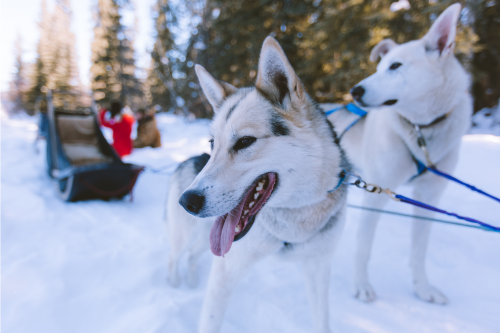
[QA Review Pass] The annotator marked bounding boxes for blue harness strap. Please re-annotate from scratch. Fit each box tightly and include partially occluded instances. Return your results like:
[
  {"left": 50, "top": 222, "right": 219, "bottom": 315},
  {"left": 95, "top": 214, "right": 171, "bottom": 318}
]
[
  {"left": 324, "top": 105, "right": 345, "bottom": 116},
  {"left": 324, "top": 103, "right": 367, "bottom": 117},
  {"left": 345, "top": 103, "right": 368, "bottom": 117},
  {"left": 327, "top": 170, "right": 347, "bottom": 193},
  {"left": 409, "top": 155, "right": 427, "bottom": 179},
  {"left": 324, "top": 103, "right": 368, "bottom": 139}
]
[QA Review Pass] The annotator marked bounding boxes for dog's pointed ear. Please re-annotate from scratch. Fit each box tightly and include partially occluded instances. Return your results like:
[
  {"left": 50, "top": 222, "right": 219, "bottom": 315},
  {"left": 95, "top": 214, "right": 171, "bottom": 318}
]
[
  {"left": 370, "top": 39, "right": 398, "bottom": 62},
  {"left": 424, "top": 3, "right": 461, "bottom": 57},
  {"left": 255, "top": 36, "right": 305, "bottom": 108},
  {"left": 195, "top": 64, "right": 237, "bottom": 111}
]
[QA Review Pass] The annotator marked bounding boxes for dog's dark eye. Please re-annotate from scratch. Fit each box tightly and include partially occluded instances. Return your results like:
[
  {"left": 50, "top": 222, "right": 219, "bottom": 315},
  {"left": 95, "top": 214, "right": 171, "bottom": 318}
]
[
  {"left": 209, "top": 139, "right": 214, "bottom": 150},
  {"left": 234, "top": 136, "right": 257, "bottom": 151},
  {"left": 389, "top": 62, "right": 402, "bottom": 70}
]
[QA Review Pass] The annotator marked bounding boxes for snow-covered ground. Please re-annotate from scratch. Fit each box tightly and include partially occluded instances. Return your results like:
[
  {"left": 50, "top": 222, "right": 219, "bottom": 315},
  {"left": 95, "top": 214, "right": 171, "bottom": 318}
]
[{"left": 2, "top": 111, "right": 500, "bottom": 333}]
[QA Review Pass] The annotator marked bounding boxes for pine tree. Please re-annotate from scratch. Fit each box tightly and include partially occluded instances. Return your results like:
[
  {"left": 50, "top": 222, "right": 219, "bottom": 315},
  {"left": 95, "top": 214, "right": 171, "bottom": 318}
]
[
  {"left": 467, "top": 0, "right": 500, "bottom": 111},
  {"left": 26, "top": 0, "right": 50, "bottom": 111},
  {"left": 181, "top": 0, "right": 314, "bottom": 118},
  {"left": 197, "top": 0, "right": 313, "bottom": 87},
  {"left": 26, "top": 0, "right": 81, "bottom": 111},
  {"left": 10, "top": 34, "right": 26, "bottom": 112},
  {"left": 50, "top": 0, "right": 81, "bottom": 109},
  {"left": 145, "top": 0, "right": 179, "bottom": 113},
  {"left": 179, "top": 3, "right": 215, "bottom": 118},
  {"left": 90, "top": 0, "right": 143, "bottom": 109}
]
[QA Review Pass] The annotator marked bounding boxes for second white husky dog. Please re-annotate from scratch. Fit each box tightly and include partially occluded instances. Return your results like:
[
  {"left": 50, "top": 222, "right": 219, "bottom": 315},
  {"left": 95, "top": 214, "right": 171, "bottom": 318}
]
[
  {"left": 177, "top": 37, "right": 350, "bottom": 333},
  {"left": 327, "top": 4, "right": 472, "bottom": 304}
]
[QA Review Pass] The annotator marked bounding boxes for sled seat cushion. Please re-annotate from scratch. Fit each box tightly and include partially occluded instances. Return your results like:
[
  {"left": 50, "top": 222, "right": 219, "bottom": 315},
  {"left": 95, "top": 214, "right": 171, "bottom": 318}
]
[{"left": 57, "top": 115, "right": 112, "bottom": 166}]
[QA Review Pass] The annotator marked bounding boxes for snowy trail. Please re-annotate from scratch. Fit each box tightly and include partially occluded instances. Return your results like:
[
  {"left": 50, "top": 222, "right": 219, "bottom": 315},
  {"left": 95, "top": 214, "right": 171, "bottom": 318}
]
[{"left": 2, "top": 113, "right": 500, "bottom": 333}]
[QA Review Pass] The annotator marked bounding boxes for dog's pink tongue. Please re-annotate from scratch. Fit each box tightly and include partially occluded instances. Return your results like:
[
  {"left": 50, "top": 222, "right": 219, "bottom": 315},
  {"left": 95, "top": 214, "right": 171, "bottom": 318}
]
[{"left": 209, "top": 201, "right": 245, "bottom": 257}]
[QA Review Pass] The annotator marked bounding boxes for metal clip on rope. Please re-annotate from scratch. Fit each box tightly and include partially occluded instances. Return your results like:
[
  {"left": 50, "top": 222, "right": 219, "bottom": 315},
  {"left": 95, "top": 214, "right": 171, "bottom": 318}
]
[
  {"left": 335, "top": 171, "right": 499, "bottom": 232},
  {"left": 343, "top": 171, "right": 400, "bottom": 201},
  {"left": 414, "top": 124, "right": 435, "bottom": 167}
]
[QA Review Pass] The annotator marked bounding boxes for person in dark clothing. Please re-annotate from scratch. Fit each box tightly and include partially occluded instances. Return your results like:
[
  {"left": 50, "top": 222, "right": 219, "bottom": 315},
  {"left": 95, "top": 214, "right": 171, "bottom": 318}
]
[{"left": 133, "top": 108, "right": 161, "bottom": 149}]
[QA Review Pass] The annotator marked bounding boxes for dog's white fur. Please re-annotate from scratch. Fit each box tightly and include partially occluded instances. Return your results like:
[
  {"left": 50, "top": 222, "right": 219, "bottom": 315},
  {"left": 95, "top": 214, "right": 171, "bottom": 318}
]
[
  {"left": 327, "top": 3, "right": 472, "bottom": 304},
  {"left": 175, "top": 37, "right": 350, "bottom": 333},
  {"left": 165, "top": 155, "right": 214, "bottom": 288}
]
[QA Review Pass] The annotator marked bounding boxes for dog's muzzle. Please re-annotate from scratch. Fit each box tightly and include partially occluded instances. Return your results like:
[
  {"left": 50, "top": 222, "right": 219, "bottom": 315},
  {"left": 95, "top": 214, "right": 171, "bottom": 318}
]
[
  {"left": 179, "top": 190, "right": 205, "bottom": 215},
  {"left": 350, "top": 85, "right": 365, "bottom": 103}
]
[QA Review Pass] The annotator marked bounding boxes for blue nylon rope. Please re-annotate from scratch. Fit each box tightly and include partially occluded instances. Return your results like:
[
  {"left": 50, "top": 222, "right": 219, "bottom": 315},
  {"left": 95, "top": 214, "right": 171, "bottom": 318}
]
[
  {"left": 427, "top": 166, "right": 500, "bottom": 204},
  {"left": 347, "top": 204, "right": 498, "bottom": 232},
  {"left": 411, "top": 156, "right": 500, "bottom": 204},
  {"left": 330, "top": 169, "right": 500, "bottom": 233},
  {"left": 395, "top": 194, "right": 500, "bottom": 232}
]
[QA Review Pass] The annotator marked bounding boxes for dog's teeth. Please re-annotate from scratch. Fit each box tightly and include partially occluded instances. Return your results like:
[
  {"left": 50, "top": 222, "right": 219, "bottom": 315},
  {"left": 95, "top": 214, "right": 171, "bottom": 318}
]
[
  {"left": 254, "top": 193, "right": 259, "bottom": 200},
  {"left": 244, "top": 210, "right": 249, "bottom": 215},
  {"left": 256, "top": 186, "right": 263, "bottom": 191},
  {"left": 235, "top": 225, "right": 241, "bottom": 233},
  {"left": 249, "top": 201, "right": 255, "bottom": 208}
]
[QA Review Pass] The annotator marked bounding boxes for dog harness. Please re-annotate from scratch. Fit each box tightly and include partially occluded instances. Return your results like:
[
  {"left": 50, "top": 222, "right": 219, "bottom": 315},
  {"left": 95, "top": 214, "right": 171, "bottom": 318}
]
[
  {"left": 324, "top": 104, "right": 453, "bottom": 179},
  {"left": 324, "top": 103, "right": 368, "bottom": 140},
  {"left": 400, "top": 111, "right": 452, "bottom": 179}
]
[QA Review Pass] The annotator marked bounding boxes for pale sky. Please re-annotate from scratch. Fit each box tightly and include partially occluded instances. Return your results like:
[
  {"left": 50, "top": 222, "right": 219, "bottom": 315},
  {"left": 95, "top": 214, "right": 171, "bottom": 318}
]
[{"left": 0, "top": 0, "right": 158, "bottom": 91}]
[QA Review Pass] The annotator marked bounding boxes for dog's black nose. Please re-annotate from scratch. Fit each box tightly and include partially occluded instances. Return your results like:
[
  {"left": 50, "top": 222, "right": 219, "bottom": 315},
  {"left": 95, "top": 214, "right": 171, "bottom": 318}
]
[
  {"left": 179, "top": 190, "right": 205, "bottom": 215},
  {"left": 350, "top": 85, "right": 365, "bottom": 102}
]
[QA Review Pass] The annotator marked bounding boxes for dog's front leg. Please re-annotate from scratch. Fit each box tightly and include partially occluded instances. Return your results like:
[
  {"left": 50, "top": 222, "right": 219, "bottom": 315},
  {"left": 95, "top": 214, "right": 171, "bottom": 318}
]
[
  {"left": 300, "top": 255, "right": 332, "bottom": 333},
  {"left": 410, "top": 178, "right": 448, "bottom": 304},
  {"left": 199, "top": 228, "right": 280, "bottom": 333},
  {"left": 198, "top": 255, "right": 243, "bottom": 333},
  {"left": 353, "top": 191, "right": 391, "bottom": 302},
  {"left": 410, "top": 149, "right": 458, "bottom": 305}
]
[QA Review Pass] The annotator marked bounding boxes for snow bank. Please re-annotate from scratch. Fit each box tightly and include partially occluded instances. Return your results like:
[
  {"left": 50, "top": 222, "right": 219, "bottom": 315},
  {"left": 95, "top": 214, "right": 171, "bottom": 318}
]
[{"left": 2, "top": 113, "right": 499, "bottom": 333}]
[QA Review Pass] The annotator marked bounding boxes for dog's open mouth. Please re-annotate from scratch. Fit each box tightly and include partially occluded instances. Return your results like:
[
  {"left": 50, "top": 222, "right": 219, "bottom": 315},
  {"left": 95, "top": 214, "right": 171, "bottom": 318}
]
[
  {"left": 382, "top": 99, "right": 398, "bottom": 106},
  {"left": 209, "top": 172, "right": 277, "bottom": 257}
]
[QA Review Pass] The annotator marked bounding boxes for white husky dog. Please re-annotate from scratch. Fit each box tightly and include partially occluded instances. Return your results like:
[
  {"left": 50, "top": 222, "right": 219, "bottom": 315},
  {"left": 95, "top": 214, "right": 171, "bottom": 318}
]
[
  {"left": 176, "top": 37, "right": 350, "bottom": 333},
  {"left": 166, "top": 153, "right": 215, "bottom": 288},
  {"left": 327, "top": 3, "right": 472, "bottom": 304}
]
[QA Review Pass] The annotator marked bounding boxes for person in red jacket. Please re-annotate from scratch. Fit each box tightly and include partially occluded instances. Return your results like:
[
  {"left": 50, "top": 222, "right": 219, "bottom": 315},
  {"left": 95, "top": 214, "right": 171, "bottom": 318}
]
[{"left": 99, "top": 100, "right": 134, "bottom": 157}]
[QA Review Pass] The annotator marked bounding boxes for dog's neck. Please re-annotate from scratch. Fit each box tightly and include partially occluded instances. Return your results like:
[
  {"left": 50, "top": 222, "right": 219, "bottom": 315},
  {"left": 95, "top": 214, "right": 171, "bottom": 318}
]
[{"left": 399, "top": 108, "right": 454, "bottom": 129}]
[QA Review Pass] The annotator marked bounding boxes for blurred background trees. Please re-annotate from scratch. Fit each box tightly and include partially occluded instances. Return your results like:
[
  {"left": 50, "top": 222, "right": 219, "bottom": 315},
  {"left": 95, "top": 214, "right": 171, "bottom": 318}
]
[
  {"left": 467, "top": 0, "right": 500, "bottom": 112},
  {"left": 9, "top": 34, "right": 27, "bottom": 113},
  {"left": 144, "top": 0, "right": 179, "bottom": 113},
  {"left": 7, "top": 0, "right": 500, "bottom": 117},
  {"left": 24, "top": 0, "right": 81, "bottom": 113},
  {"left": 90, "top": 0, "right": 143, "bottom": 110}
]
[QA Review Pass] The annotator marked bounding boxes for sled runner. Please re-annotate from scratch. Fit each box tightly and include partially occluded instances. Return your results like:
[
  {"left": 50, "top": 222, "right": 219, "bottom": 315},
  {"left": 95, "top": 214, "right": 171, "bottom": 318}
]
[{"left": 44, "top": 91, "right": 143, "bottom": 202}]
